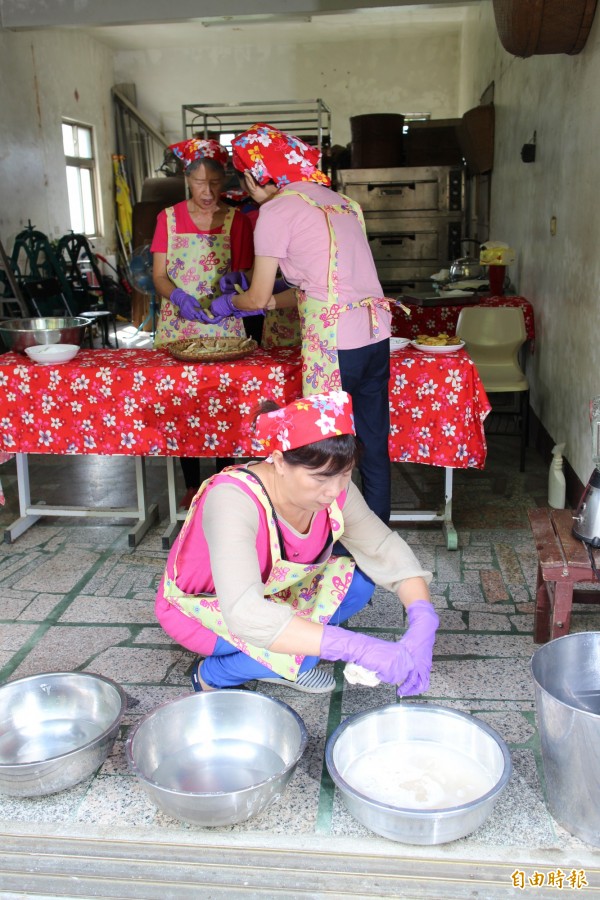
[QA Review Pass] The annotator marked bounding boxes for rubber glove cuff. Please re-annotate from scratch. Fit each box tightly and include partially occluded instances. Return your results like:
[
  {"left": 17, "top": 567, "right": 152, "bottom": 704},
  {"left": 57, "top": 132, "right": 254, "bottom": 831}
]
[
  {"left": 273, "top": 277, "right": 293, "bottom": 294},
  {"left": 211, "top": 293, "right": 265, "bottom": 319},
  {"left": 219, "top": 271, "right": 249, "bottom": 294}
]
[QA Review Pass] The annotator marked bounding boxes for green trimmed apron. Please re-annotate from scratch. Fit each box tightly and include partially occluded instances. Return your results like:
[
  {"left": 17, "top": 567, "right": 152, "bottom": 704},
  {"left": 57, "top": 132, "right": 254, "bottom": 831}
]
[
  {"left": 154, "top": 205, "right": 244, "bottom": 348},
  {"left": 162, "top": 467, "right": 356, "bottom": 681}
]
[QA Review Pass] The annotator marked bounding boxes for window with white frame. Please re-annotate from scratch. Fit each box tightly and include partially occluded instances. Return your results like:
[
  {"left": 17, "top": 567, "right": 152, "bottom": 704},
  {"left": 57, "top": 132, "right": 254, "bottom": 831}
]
[{"left": 62, "top": 121, "right": 99, "bottom": 236}]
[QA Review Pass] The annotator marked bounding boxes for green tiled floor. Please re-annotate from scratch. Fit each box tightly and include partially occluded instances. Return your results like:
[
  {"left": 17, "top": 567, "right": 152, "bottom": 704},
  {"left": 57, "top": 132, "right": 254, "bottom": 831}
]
[{"left": 0, "top": 435, "right": 599, "bottom": 896}]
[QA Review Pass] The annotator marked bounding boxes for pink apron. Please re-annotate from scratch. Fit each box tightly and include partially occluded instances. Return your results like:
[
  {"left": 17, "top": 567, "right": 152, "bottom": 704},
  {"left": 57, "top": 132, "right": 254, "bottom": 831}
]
[
  {"left": 161, "top": 467, "right": 356, "bottom": 681},
  {"left": 154, "top": 205, "right": 244, "bottom": 348}
]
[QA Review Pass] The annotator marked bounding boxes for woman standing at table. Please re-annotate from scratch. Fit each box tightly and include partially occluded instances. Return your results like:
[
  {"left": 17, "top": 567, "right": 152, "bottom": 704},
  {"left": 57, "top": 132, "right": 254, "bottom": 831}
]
[
  {"left": 155, "top": 391, "right": 438, "bottom": 694},
  {"left": 151, "top": 138, "right": 257, "bottom": 346},
  {"left": 151, "top": 138, "right": 258, "bottom": 504},
  {"left": 210, "top": 124, "right": 393, "bottom": 523}
]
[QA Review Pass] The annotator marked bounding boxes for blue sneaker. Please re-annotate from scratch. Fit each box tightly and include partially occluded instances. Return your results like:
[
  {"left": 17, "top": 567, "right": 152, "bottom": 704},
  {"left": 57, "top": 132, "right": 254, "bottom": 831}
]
[{"left": 190, "top": 658, "right": 204, "bottom": 692}]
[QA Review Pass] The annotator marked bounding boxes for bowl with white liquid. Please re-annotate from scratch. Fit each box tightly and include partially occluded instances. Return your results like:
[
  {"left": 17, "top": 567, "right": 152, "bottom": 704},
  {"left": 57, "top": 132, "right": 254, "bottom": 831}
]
[{"left": 326, "top": 704, "right": 511, "bottom": 844}]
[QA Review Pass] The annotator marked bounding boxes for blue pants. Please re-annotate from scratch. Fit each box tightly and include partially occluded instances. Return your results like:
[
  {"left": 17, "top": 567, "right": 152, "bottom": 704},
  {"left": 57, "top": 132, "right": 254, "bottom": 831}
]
[
  {"left": 338, "top": 338, "right": 391, "bottom": 523},
  {"left": 201, "top": 568, "right": 375, "bottom": 688}
]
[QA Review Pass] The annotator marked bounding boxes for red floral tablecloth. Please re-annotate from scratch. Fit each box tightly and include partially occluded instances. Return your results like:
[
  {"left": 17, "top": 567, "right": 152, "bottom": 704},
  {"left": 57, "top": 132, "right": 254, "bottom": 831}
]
[
  {"left": 0, "top": 348, "right": 302, "bottom": 458},
  {"left": 392, "top": 295, "right": 535, "bottom": 342},
  {"left": 0, "top": 345, "right": 490, "bottom": 469},
  {"left": 389, "top": 346, "right": 490, "bottom": 469}
]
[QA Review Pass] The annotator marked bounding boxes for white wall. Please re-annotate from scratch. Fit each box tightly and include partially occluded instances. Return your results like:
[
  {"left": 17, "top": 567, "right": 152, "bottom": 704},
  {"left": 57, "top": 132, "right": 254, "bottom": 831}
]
[
  {"left": 460, "top": 1, "right": 600, "bottom": 483},
  {"left": 2, "top": 7, "right": 598, "bottom": 484},
  {"left": 0, "top": 28, "right": 116, "bottom": 255},
  {"left": 111, "top": 18, "right": 463, "bottom": 146}
]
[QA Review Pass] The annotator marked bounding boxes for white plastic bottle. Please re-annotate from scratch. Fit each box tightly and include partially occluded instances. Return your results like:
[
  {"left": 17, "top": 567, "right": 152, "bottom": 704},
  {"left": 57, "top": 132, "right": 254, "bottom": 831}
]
[{"left": 548, "top": 443, "right": 566, "bottom": 509}]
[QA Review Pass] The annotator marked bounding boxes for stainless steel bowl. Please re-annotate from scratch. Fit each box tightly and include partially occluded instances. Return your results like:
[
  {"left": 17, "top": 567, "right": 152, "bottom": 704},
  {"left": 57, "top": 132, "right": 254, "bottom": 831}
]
[
  {"left": 0, "top": 671, "right": 127, "bottom": 797},
  {"left": 326, "top": 704, "right": 511, "bottom": 844},
  {"left": 0, "top": 317, "right": 92, "bottom": 353},
  {"left": 127, "top": 690, "right": 307, "bottom": 826}
]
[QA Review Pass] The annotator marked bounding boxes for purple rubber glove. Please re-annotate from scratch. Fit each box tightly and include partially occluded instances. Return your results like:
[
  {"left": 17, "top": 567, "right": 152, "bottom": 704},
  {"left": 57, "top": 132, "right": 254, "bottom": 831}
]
[
  {"left": 170, "top": 288, "right": 223, "bottom": 324},
  {"left": 273, "top": 277, "right": 293, "bottom": 294},
  {"left": 320, "top": 625, "right": 415, "bottom": 688},
  {"left": 210, "top": 292, "right": 265, "bottom": 319},
  {"left": 397, "top": 601, "right": 440, "bottom": 696},
  {"left": 219, "top": 271, "right": 249, "bottom": 294}
]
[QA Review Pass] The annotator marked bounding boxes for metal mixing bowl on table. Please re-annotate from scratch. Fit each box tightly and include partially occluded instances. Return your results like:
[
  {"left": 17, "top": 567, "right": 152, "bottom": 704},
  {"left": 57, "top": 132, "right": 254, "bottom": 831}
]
[{"left": 0, "top": 317, "right": 91, "bottom": 353}]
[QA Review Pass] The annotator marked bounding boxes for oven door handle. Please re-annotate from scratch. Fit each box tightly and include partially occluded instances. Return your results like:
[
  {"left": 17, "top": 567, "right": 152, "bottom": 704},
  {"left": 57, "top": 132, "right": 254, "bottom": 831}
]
[
  {"left": 369, "top": 234, "right": 417, "bottom": 245},
  {"left": 367, "top": 182, "right": 417, "bottom": 195}
]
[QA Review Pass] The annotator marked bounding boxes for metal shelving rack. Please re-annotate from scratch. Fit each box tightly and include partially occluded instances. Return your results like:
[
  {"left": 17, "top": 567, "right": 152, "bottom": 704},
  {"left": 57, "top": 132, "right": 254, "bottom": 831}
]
[{"left": 181, "top": 99, "right": 331, "bottom": 151}]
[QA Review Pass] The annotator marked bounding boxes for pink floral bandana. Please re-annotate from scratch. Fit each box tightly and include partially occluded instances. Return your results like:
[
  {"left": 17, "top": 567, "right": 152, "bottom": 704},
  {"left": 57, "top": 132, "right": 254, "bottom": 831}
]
[
  {"left": 254, "top": 391, "right": 354, "bottom": 453},
  {"left": 169, "top": 138, "right": 229, "bottom": 170},
  {"left": 232, "top": 123, "right": 331, "bottom": 188}
]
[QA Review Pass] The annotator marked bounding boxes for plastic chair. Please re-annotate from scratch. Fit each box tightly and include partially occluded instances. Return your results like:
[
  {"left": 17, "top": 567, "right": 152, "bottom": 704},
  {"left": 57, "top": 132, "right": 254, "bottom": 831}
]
[
  {"left": 456, "top": 306, "right": 529, "bottom": 471},
  {"left": 55, "top": 233, "right": 106, "bottom": 314}
]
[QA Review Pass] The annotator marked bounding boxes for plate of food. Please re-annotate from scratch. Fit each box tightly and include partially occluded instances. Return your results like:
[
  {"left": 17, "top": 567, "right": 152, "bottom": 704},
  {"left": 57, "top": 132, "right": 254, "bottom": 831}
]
[
  {"left": 390, "top": 337, "right": 411, "bottom": 351},
  {"left": 410, "top": 333, "right": 465, "bottom": 354},
  {"left": 166, "top": 336, "right": 258, "bottom": 363}
]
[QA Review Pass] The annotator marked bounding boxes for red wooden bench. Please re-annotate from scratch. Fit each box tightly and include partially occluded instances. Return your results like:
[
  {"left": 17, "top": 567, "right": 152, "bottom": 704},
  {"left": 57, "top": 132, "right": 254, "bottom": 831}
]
[{"left": 528, "top": 507, "right": 600, "bottom": 643}]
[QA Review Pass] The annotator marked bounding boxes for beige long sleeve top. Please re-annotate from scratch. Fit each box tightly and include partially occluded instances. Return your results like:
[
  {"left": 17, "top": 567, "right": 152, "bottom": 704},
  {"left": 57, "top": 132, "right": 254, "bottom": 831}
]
[{"left": 202, "top": 481, "right": 432, "bottom": 648}]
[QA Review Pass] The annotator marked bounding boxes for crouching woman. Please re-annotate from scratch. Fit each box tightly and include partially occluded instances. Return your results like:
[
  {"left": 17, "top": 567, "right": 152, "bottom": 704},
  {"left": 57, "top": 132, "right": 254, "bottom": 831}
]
[{"left": 155, "top": 391, "right": 439, "bottom": 694}]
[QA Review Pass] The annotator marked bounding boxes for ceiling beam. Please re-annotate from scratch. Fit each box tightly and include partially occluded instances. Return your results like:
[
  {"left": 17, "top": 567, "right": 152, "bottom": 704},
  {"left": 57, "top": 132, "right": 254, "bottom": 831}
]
[{"left": 0, "top": 0, "right": 468, "bottom": 29}]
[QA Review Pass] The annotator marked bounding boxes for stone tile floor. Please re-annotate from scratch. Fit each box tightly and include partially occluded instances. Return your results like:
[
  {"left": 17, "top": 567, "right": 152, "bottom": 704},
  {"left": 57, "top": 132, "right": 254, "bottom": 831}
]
[{"left": 0, "top": 432, "right": 599, "bottom": 896}]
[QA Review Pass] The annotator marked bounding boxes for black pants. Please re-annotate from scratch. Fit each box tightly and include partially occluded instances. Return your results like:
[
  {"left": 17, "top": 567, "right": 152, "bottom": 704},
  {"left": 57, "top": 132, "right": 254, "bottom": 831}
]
[
  {"left": 179, "top": 457, "right": 235, "bottom": 489},
  {"left": 338, "top": 338, "right": 391, "bottom": 523}
]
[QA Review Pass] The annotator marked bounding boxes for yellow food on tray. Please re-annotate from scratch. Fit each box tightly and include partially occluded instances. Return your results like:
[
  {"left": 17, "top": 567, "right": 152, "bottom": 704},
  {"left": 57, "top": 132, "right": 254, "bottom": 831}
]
[{"left": 416, "top": 332, "right": 462, "bottom": 346}]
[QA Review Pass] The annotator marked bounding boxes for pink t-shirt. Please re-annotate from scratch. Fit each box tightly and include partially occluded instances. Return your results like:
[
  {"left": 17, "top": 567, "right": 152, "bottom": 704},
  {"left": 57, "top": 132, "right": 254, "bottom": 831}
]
[{"left": 253, "top": 182, "right": 391, "bottom": 350}]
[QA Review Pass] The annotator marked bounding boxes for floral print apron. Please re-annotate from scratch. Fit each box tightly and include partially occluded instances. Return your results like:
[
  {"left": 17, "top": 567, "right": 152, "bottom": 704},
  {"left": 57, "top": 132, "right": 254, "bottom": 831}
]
[
  {"left": 261, "top": 306, "right": 301, "bottom": 349},
  {"left": 274, "top": 189, "right": 391, "bottom": 396},
  {"left": 161, "top": 467, "right": 356, "bottom": 681},
  {"left": 154, "top": 205, "right": 245, "bottom": 348}
]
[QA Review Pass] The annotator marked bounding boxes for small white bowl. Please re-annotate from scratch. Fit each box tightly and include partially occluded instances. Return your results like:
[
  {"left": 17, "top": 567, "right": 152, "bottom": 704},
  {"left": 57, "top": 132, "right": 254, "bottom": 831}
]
[
  {"left": 25, "top": 344, "right": 81, "bottom": 365},
  {"left": 390, "top": 337, "right": 410, "bottom": 351}
]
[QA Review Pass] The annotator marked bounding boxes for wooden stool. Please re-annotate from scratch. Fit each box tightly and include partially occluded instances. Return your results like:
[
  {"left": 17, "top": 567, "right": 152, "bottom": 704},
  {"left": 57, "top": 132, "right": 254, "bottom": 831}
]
[{"left": 528, "top": 507, "right": 600, "bottom": 643}]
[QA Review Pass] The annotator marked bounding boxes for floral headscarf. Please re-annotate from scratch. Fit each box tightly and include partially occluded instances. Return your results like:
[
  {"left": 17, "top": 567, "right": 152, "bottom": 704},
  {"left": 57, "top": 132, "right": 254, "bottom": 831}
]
[
  {"left": 231, "top": 123, "right": 331, "bottom": 189},
  {"left": 254, "top": 392, "right": 354, "bottom": 453},
  {"left": 169, "top": 138, "right": 229, "bottom": 171}
]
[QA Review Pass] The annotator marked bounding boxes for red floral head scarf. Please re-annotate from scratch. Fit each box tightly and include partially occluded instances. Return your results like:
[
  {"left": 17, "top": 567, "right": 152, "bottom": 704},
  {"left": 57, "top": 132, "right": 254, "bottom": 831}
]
[
  {"left": 169, "top": 138, "right": 229, "bottom": 171},
  {"left": 254, "top": 392, "right": 354, "bottom": 454},
  {"left": 231, "top": 123, "right": 331, "bottom": 189}
]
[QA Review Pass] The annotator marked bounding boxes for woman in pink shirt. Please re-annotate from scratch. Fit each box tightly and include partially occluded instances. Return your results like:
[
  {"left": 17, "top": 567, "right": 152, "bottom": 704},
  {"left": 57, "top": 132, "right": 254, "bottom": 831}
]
[
  {"left": 210, "top": 124, "right": 393, "bottom": 523},
  {"left": 151, "top": 138, "right": 256, "bottom": 504},
  {"left": 156, "top": 392, "right": 438, "bottom": 695}
]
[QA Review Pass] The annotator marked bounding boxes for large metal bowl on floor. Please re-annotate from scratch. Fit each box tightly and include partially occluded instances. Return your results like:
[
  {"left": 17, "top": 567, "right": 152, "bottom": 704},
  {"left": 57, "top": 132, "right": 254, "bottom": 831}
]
[
  {"left": 0, "top": 671, "right": 127, "bottom": 797},
  {"left": 0, "top": 317, "right": 91, "bottom": 353},
  {"left": 326, "top": 704, "right": 511, "bottom": 845},
  {"left": 127, "top": 690, "right": 307, "bottom": 826}
]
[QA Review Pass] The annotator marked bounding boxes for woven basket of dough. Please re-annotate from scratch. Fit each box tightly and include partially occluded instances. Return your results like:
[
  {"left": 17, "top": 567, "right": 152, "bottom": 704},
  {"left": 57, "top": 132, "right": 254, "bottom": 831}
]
[{"left": 166, "top": 336, "right": 258, "bottom": 363}]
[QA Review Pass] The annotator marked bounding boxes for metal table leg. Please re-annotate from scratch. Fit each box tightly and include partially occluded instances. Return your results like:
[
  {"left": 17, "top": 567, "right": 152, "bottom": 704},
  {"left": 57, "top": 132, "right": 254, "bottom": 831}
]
[
  {"left": 4, "top": 454, "right": 159, "bottom": 546},
  {"left": 161, "top": 457, "right": 186, "bottom": 550},
  {"left": 389, "top": 466, "right": 458, "bottom": 550}
]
